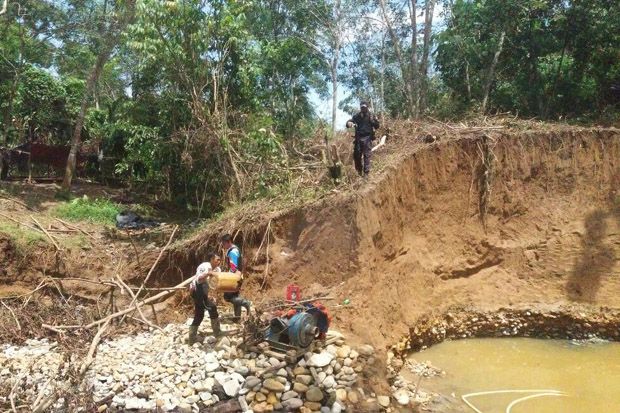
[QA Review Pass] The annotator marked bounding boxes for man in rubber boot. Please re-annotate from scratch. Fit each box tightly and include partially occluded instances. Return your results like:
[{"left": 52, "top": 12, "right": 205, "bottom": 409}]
[
  {"left": 221, "top": 234, "right": 251, "bottom": 323},
  {"left": 188, "top": 252, "right": 222, "bottom": 344},
  {"left": 346, "top": 101, "right": 380, "bottom": 177}
]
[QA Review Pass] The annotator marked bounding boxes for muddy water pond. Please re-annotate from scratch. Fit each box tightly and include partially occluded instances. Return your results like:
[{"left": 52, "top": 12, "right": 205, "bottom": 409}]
[{"left": 408, "top": 338, "right": 620, "bottom": 413}]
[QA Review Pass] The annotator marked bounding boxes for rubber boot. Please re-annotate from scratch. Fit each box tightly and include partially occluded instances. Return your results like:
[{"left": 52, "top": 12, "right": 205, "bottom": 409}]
[
  {"left": 188, "top": 325, "right": 199, "bottom": 345},
  {"left": 210, "top": 318, "right": 221, "bottom": 337},
  {"left": 232, "top": 303, "right": 241, "bottom": 323},
  {"left": 242, "top": 299, "right": 251, "bottom": 315}
]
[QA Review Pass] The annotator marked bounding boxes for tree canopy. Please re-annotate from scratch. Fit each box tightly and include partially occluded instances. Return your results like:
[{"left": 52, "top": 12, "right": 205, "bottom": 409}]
[{"left": 1, "top": 0, "right": 618, "bottom": 213}]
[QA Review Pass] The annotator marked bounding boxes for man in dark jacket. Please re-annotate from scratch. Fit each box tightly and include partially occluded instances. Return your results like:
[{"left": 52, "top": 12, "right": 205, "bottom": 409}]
[{"left": 346, "top": 101, "right": 380, "bottom": 177}]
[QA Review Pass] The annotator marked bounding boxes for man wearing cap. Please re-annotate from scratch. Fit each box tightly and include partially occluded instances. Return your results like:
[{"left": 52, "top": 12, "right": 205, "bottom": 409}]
[{"left": 346, "top": 101, "right": 380, "bottom": 177}]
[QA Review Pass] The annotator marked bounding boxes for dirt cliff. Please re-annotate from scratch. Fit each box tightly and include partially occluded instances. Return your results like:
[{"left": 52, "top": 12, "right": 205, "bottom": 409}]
[{"left": 152, "top": 122, "right": 620, "bottom": 349}]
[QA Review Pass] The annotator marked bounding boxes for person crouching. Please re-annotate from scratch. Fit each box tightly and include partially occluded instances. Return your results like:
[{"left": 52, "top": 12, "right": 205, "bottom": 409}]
[{"left": 188, "top": 252, "right": 222, "bottom": 344}]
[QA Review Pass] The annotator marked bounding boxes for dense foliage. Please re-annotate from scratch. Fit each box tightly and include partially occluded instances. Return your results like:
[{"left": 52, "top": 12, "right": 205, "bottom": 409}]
[{"left": 1, "top": 0, "right": 618, "bottom": 215}]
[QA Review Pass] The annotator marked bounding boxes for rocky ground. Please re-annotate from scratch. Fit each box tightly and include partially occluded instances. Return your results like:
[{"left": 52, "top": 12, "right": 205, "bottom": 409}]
[{"left": 0, "top": 319, "right": 431, "bottom": 412}]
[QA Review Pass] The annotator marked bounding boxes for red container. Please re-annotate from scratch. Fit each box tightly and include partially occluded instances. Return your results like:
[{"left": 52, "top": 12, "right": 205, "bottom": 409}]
[{"left": 286, "top": 284, "right": 302, "bottom": 302}]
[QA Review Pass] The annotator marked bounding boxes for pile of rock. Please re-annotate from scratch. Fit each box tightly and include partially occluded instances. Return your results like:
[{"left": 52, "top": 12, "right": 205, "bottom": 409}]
[
  {"left": 1, "top": 321, "right": 389, "bottom": 412},
  {"left": 0, "top": 338, "right": 67, "bottom": 408},
  {"left": 88, "top": 323, "right": 377, "bottom": 412}
]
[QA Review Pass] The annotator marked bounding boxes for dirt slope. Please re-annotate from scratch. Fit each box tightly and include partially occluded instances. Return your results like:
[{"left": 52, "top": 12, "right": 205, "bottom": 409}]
[{"left": 153, "top": 122, "right": 620, "bottom": 349}]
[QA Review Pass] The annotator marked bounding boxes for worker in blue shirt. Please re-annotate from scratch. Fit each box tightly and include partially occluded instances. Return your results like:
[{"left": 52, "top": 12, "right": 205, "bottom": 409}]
[{"left": 221, "top": 234, "right": 251, "bottom": 323}]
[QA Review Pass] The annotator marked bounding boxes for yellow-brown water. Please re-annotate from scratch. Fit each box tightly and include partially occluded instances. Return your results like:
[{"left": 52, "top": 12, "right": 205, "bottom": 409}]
[{"left": 408, "top": 338, "right": 620, "bottom": 413}]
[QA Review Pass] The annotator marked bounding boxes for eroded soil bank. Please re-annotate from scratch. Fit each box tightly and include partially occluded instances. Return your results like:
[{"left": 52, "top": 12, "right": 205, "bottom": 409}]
[{"left": 153, "top": 123, "right": 620, "bottom": 351}]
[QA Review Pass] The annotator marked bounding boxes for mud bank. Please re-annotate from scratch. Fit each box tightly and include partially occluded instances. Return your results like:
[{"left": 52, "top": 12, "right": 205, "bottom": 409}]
[{"left": 389, "top": 305, "right": 620, "bottom": 358}]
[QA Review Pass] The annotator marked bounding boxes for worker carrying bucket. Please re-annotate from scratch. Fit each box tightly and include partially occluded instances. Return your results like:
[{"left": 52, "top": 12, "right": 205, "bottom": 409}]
[{"left": 219, "top": 234, "right": 251, "bottom": 323}]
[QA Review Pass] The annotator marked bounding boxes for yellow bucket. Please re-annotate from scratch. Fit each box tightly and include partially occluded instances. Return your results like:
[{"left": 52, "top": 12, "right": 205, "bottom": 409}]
[{"left": 208, "top": 271, "right": 243, "bottom": 292}]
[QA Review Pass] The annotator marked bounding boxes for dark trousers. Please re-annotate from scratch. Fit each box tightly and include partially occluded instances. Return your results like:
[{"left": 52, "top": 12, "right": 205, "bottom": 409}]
[
  {"left": 191, "top": 286, "right": 219, "bottom": 327},
  {"left": 354, "top": 136, "right": 372, "bottom": 175},
  {"left": 224, "top": 291, "right": 249, "bottom": 318}
]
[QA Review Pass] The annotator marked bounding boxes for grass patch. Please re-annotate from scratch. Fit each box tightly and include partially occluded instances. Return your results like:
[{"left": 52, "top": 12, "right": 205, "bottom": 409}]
[
  {"left": 0, "top": 222, "right": 46, "bottom": 254},
  {"left": 54, "top": 197, "right": 121, "bottom": 224}
]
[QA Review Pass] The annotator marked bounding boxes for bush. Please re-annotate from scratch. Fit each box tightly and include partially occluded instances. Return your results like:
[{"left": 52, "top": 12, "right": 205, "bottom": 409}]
[{"left": 54, "top": 197, "right": 120, "bottom": 224}]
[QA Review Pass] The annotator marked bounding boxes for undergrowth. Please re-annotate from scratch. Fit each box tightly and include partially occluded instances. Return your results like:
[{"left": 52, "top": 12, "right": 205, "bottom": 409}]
[
  {"left": 0, "top": 222, "right": 45, "bottom": 253},
  {"left": 54, "top": 197, "right": 121, "bottom": 224}
]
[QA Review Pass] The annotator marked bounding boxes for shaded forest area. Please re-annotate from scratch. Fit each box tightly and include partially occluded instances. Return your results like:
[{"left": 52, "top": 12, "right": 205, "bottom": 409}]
[{"left": 1, "top": 0, "right": 618, "bottom": 217}]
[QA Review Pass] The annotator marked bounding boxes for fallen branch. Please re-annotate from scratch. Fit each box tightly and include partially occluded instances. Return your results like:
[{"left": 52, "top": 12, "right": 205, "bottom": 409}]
[
  {"left": 55, "top": 218, "right": 97, "bottom": 241},
  {"left": 83, "top": 276, "right": 194, "bottom": 329},
  {"left": 123, "top": 225, "right": 178, "bottom": 316},
  {"left": 115, "top": 274, "right": 161, "bottom": 331},
  {"left": 79, "top": 318, "right": 111, "bottom": 375},
  {"left": 252, "top": 219, "right": 272, "bottom": 263},
  {"left": 260, "top": 221, "right": 272, "bottom": 290},
  {"left": 30, "top": 216, "right": 61, "bottom": 250},
  {"left": 42, "top": 324, "right": 65, "bottom": 334},
  {"left": 259, "top": 296, "right": 335, "bottom": 312},
  {"left": 1, "top": 301, "right": 21, "bottom": 331}
]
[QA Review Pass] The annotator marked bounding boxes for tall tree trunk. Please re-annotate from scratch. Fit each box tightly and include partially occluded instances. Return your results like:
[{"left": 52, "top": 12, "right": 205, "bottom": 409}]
[
  {"left": 380, "top": 32, "right": 386, "bottom": 115},
  {"left": 62, "top": 50, "right": 111, "bottom": 190},
  {"left": 409, "top": 0, "right": 419, "bottom": 118},
  {"left": 481, "top": 30, "right": 505, "bottom": 113},
  {"left": 331, "top": 57, "right": 339, "bottom": 134},
  {"left": 544, "top": 37, "right": 568, "bottom": 118},
  {"left": 62, "top": 0, "right": 135, "bottom": 191},
  {"left": 379, "top": 0, "right": 413, "bottom": 115},
  {"left": 330, "top": 0, "right": 341, "bottom": 135},
  {"left": 419, "top": 0, "right": 435, "bottom": 113},
  {"left": 464, "top": 58, "right": 472, "bottom": 101}
]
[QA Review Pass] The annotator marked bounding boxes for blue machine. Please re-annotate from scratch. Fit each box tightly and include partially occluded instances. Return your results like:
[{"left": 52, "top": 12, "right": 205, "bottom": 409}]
[{"left": 268, "top": 312, "right": 318, "bottom": 348}]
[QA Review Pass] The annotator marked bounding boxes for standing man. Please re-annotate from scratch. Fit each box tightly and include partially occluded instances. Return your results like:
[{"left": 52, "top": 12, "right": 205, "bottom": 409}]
[
  {"left": 221, "top": 234, "right": 251, "bottom": 323},
  {"left": 346, "top": 101, "right": 380, "bottom": 177},
  {"left": 188, "top": 252, "right": 222, "bottom": 344}
]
